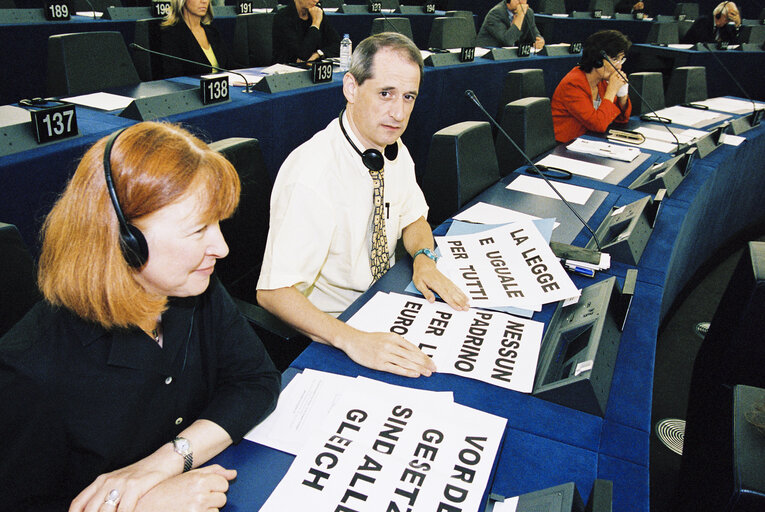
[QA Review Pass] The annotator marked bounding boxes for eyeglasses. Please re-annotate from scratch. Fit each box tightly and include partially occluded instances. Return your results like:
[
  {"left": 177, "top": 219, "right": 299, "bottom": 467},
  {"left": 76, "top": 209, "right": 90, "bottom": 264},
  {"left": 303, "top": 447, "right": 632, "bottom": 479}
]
[{"left": 612, "top": 57, "right": 627, "bottom": 66}]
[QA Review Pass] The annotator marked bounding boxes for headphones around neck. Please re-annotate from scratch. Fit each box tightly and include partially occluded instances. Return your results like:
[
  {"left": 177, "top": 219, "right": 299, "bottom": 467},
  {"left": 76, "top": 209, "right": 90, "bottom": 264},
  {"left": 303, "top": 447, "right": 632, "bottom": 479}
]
[
  {"left": 338, "top": 108, "right": 398, "bottom": 172},
  {"left": 103, "top": 128, "right": 149, "bottom": 269}
]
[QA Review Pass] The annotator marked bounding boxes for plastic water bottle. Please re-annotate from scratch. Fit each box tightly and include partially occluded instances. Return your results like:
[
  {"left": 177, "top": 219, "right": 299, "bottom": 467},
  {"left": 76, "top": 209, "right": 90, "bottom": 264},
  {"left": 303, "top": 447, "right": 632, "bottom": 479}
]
[{"left": 339, "top": 34, "right": 352, "bottom": 72}]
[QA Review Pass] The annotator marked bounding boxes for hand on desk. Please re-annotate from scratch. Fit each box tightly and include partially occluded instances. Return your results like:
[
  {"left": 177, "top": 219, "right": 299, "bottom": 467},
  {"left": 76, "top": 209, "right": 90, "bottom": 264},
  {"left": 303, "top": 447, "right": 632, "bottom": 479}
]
[
  {"left": 534, "top": 36, "right": 545, "bottom": 50},
  {"left": 339, "top": 330, "right": 437, "bottom": 378},
  {"left": 412, "top": 255, "right": 470, "bottom": 312},
  {"left": 135, "top": 466, "right": 236, "bottom": 512}
]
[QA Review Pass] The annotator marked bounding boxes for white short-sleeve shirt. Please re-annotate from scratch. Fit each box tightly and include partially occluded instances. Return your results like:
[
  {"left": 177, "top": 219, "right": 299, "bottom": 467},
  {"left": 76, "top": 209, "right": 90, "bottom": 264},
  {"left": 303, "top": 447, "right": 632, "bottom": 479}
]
[{"left": 257, "top": 113, "right": 429, "bottom": 316}]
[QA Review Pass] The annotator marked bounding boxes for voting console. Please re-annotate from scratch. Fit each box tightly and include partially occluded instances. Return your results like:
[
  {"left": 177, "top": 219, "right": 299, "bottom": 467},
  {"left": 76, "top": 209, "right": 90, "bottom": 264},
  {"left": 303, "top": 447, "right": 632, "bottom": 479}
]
[{"left": 533, "top": 272, "right": 636, "bottom": 416}]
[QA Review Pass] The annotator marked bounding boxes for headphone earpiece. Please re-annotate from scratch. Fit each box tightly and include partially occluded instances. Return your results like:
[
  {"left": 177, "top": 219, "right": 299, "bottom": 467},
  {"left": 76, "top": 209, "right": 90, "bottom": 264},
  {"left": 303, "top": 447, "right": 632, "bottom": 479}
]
[
  {"left": 103, "top": 128, "right": 150, "bottom": 268},
  {"left": 339, "top": 109, "right": 398, "bottom": 172}
]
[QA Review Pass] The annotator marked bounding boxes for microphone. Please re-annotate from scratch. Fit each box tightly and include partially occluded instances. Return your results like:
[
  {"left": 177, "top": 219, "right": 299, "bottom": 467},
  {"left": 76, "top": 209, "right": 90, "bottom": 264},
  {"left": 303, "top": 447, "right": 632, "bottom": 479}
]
[
  {"left": 464, "top": 89, "right": 603, "bottom": 251},
  {"left": 129, "top": 43, "right": 254, "bottom": 94},
  {"left": 701, "top": 42, "right": 762, "bottom": 129},
  {"left": 81, "top": 0, "right": 97, "bottom": 20},
  {"left": 599, "top": 50, "right": 689, "bottom": 156}
]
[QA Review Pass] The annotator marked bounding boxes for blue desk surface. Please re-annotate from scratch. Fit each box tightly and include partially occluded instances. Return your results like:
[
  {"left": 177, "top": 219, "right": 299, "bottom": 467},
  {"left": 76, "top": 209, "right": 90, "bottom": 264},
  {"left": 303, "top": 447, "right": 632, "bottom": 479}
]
[{"left": 211, "top": 115, "right": 765, "bottom": 511}]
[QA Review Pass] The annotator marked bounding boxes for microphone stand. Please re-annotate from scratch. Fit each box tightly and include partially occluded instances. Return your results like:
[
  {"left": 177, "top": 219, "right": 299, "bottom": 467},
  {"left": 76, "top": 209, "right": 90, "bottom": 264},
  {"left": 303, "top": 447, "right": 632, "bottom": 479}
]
[
  {"left": 599, "top": 50, "right": 689, "bottom": 156},
  {"left": 129, "top": 43, "right": 254, "bottom": 94},
  {"left": 464, "top": 89, "right": 603, "bottom": 251},
  {"left": 701, "top": 42, "right": 762, "bottom": 132}
]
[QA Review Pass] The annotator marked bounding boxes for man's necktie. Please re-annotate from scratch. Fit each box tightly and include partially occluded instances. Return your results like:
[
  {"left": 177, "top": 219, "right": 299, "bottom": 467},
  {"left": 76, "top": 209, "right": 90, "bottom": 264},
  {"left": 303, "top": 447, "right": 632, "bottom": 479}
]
[{"left": 369, "top": 169, "right": 389, "bottom": 281}]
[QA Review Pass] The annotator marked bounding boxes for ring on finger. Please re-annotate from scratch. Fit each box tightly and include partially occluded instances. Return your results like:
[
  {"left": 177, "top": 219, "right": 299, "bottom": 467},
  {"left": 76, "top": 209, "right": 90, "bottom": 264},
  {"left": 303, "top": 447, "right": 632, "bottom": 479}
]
[{"left": 104, "top": 489, "right": 121, "bottom": 506}]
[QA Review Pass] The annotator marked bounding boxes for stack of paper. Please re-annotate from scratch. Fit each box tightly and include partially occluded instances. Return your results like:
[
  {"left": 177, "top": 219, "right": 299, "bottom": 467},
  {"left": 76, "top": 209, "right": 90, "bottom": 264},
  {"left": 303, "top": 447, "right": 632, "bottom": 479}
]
[
  {"left": 567, "top": 138, "right": 642, "bottom": 162},
  {"left": 434, "top": 218, "right": 580, "bottom": 310},
  {"left": 347, "top": 291, "right": 545, "bottom": 392},
  {"left": 252, "top": 369, "right": 507, "bottom": 512}
]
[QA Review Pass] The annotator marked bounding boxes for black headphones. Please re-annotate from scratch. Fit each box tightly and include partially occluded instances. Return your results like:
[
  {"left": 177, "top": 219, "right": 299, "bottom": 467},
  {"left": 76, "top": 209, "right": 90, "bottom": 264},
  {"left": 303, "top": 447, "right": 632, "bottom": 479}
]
[
  {"left": 338, "top": 108, "right": 398, "bottom": 172},
  {"left": 715, "top": 1, "right": 729, "bottom": 20},
  {"left": 103, "top": 127, "right": 150, "bottom": 268}
]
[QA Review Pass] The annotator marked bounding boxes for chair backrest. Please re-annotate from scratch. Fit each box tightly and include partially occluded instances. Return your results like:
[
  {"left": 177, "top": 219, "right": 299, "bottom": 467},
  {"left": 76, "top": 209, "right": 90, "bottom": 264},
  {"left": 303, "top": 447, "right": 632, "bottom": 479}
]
[
  {"left": 420, "top": 121, "right": 500, "bottom": 226},
  {"left": 496, "top": 97, "right": 556, "bottom": 177},
  {"left": 666, "top": 66, "right": 707, "bottom": 106},
  {"left": 47, "top": 31, "right": 140, "bottom": 97},
  {"left": 500, "top": 68, "right": 546, "bottom": 107},
  {"left": 587, "top": 0, "right": 613, "bottom": 16},
  {"left": 0, "top": 223, "right": 40, "bottom": 338},
  {"left": 210, "top": 137, "right": 272, "bottom": 305},
  {"left": 317, "top": 0, "right": 341, "bottom": 7},
  {"left": 538, "top": 0, "right": 566, "bottom": 15},
  {"left": 234, "top": 12, "right": 275, "bottom": 67},
  {"left": 444, "top": 10, "right": 476, "bottom": 40},
  {"left": 674, "top": 2, "right": 699, "bottom": 19},
  {"left": 628, "top": 71, "right": 665, "bottom": 115},
  {"left": 646, "top": 21, "right": 680, "bottom": 45},
  {"left": 740, "top": 24, "right": 765, "bottom": 45},
  {"left": 370, "top": 17, "right": 414, "bottom": 42},
  {"left": 427, "top": 16, "right": 475, "bottom": 49},
  {"left": 0, "top": 0, "right": 16, "bottom": 8},
  {"left": 133, "top": 18, "right": 163, "bottom": 81}
]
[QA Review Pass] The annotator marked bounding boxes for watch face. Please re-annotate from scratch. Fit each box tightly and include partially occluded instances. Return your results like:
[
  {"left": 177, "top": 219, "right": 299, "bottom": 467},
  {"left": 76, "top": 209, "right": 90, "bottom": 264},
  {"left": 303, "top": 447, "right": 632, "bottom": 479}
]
[{"left": 174, "top": 438, "right": 190, "bottom": 454}]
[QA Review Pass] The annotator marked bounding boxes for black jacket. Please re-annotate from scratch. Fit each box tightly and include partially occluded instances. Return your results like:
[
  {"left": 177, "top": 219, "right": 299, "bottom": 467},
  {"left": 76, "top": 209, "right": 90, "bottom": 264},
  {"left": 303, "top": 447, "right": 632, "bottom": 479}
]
[
  {"left": 272, "top": 1, "right": 340, "bottom": 63},
  {"left": 0, "top": 277, "right": 280, "bottom": 510},
  {"left": 681, "top": 15, "right": 741, "bottom": 45},
  {"left": 160, "top": 20, "right": 235, "bottom": 78}
]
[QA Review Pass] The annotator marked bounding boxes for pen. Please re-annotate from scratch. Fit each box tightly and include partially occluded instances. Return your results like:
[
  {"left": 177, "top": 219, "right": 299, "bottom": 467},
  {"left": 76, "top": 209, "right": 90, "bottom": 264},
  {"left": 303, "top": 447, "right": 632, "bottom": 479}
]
[{"left": 564, "top": 263, "right": 596, "bottom": 278}]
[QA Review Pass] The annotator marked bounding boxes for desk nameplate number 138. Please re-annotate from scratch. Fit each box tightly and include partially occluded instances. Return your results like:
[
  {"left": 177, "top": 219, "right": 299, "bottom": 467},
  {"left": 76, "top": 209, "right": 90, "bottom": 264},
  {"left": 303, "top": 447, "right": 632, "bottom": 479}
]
[
  {"left": 31, "top": 104, "right": 78, "bottom": 144},
  {"left": 201, "top": 74, "right": 229, "bottom": 105}
]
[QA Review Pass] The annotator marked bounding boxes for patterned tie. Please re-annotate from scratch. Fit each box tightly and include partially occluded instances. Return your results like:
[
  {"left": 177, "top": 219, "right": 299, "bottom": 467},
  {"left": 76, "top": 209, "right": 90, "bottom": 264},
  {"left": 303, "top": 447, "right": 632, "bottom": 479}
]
[{"left": 369, "top": 168, "right": 389, "bottom": 281}]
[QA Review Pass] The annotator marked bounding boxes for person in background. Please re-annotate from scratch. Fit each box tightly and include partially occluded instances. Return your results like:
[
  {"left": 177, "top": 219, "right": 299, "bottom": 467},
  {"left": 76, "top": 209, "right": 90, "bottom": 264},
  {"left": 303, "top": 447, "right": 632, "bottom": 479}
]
[
  {"left": 550, "top": 29, "right": 632, "bottom": 143},
  {"left": 160, "top": 0, "right": 235, "bottom": 78},
  {"left": 272, "top": 0, "right": 340, "bottom": 63},
  {"left": 257, "top": 33, "right": 469, "bottom": 379},
  {"left": 681, "top": 1, "right": 742, "bottom": 45},
  {"left": 476, "top": 0, "right": 545, "bottom": 50},
  {"left": 614, "top": 0, "right": 649, "bottom": 15},
  {"left": 0, "top": 122, "right": 280, "bottom": 511}
]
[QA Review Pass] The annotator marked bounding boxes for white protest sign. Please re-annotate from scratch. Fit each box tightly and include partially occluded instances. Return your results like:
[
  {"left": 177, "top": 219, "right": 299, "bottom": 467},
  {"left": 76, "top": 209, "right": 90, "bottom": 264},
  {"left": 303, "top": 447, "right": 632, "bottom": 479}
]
[
  {"left": 261, "top": 385, "right": 506, "bottom": 512},
  {"left": 435, "top": 219, "right": 579, "bottom": 309},
  {"left": 347, "top": 292, "right": 544, "bottom": 393}
]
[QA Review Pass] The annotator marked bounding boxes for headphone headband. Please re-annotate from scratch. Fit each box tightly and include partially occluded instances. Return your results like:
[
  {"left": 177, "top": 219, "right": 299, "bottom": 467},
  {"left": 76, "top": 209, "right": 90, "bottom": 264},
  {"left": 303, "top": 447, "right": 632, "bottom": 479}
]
[{"left": 103, "top": 128, "right": 149, "bottom": 268}]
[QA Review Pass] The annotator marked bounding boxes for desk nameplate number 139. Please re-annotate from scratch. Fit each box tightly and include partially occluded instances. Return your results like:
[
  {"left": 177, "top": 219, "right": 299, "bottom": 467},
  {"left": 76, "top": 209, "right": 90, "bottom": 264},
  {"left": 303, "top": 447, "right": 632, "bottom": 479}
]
[
  {"left": 311, "top": 61, "right": 333, "bottom": 83},
  {"left": 30, "top": 104, "right": 78, "bottom": 144},
  {"left": 201, "top": 74, "right": 229, "bottom": 105}
]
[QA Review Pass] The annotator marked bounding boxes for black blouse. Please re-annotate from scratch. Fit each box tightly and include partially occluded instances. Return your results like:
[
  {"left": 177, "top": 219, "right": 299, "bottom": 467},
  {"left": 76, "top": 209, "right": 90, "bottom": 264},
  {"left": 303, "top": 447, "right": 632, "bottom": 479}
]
[
  {"left": 160, "top": 20, "right": 235, "bottom": 78},
  {"left": 272, "top": 1, "right": 340, "bottom": 63},
  {"left": 0, "top": 277, "right": 280, "bottom": 510}
]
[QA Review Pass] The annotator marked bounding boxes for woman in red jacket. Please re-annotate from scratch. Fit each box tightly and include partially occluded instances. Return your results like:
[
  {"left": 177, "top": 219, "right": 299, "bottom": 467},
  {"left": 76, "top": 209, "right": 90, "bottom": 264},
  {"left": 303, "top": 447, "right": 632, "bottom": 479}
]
[{"left": 551, "top": 30, "right": 632, "bottom": 143}]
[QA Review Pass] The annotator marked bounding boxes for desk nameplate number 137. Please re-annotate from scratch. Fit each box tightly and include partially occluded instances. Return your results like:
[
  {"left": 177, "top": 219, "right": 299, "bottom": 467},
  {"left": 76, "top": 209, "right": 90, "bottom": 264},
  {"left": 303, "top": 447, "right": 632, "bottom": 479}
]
[
  {"left": 30, "top": 104, "right": 78, "bottom": 144},
  {"left": 201, "top": 74, "right": 229, "bottom": 105}
]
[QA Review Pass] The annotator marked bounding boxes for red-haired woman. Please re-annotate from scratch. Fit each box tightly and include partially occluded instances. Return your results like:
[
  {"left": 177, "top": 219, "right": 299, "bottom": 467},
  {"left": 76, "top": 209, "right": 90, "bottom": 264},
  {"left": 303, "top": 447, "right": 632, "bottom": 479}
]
[{"left": 0, "top": 122, "right": 280, "bottom": 511}]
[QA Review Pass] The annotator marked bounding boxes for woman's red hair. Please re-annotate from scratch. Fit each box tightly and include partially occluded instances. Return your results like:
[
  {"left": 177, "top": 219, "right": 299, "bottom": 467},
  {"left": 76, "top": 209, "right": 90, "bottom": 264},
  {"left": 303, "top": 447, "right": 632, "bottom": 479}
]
[{"left": 38, "top": 122, "right": 240, "bottom": 329}]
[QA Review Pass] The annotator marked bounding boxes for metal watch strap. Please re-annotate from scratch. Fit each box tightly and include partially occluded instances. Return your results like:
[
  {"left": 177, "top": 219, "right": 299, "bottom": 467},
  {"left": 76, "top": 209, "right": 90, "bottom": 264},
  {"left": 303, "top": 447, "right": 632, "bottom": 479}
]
[{"left": 173, "top": 437, "right": 193, "bottom": 473}]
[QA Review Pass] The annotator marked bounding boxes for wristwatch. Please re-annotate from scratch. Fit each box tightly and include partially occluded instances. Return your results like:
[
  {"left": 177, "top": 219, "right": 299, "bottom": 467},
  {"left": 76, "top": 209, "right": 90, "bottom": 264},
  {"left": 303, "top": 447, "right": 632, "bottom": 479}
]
[
  {"left": 172, "top": 437, "right": 193, "bottom": 473},
  {"left": 413, "top": 248, "right": 438, "bottom": 263}
]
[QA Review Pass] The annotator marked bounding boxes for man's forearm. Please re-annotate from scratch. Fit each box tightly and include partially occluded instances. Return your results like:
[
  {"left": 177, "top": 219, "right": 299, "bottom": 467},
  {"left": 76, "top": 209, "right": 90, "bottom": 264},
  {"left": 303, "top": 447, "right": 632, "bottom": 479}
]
[
  {"left": 402, "top": 216, "right": 435, "bottom": 258},
  {"left": 256, "top": 286, "right": 356, "bottom": 350}
]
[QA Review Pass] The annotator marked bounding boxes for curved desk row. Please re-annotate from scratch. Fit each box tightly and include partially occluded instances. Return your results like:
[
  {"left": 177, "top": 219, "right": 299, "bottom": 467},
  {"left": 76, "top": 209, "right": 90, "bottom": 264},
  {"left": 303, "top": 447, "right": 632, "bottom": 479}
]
[
  {"left": 212, "top": 114, "right": 765, "bottom": 511},
  {"left": 0, "top": 51, "right": 581, "bottom": 253},
  {"left": 0, "top": 10, "right": 445, "bottom": 105}
]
